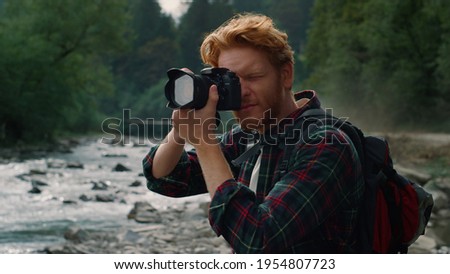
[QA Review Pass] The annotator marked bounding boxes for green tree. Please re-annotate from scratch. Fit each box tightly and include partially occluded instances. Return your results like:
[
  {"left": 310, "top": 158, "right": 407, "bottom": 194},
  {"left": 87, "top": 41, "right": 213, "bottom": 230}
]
[
  {"left": 110, "top": 0, "right": 178, "bottom": 113},
  {"left": 178, "top": 0, "right": 234, "bottom": 73},
  {"left": 232, "top": 0, "right": 267, "bottom": 13},
  {"left": 304, "top": 0, "right": 449, "bottom": 130},
  {"left": 435, "top": 0, "right": 450, "bottom": 116},
  {"left": 359, "top": 0, "right": 447, "bottom": 126},
  {"left": 265, "top": 0, "right": 315, "bottom": 85},
  {"left": 0, "top": 0, "right": 130, "bottom": 142}
]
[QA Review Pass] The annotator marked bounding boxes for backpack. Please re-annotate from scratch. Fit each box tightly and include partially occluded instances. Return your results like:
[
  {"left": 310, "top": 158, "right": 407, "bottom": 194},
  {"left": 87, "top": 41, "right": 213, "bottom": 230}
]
[
  {"left": 232, "top": 107, "right": 434, "bottom": 253},
  {"left": 278, "top": 108, "right": 434, "bottom": 253}
]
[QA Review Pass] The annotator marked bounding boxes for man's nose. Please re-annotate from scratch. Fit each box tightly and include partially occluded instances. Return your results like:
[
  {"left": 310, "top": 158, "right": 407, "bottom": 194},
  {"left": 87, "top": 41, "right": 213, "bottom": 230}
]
[{"left": 239, "top": 80, "right": 251, "bottom": 98}]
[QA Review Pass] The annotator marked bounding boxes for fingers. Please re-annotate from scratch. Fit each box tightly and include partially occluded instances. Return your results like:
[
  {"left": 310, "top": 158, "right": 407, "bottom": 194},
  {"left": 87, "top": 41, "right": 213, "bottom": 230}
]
[
  {"left": 170, "top": 85, "right": 219, "bottom": 146},
  {"left": 204, "top": 85, "right": 219, "bottom": 111},
  {"left": 180, "top": 67, "right": 193, "bottom": 73},
  {"left": 171, "top": 109, "right": 192, "bottom": 129}
]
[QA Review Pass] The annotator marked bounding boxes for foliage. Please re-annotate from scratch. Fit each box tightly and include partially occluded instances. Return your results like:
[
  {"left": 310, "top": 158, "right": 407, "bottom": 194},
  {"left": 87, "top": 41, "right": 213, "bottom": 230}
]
[
  {"left": 177, "top": 0, "right": 234, "bottom": 73},
  {"left": 304, "top": 0, "right": 450, "bottom": 131},
  {"left": 134, "top": 78, "right": 172, "bottom": 120},
  {"left": 1, "top": 0, "right": 448, "bottom": 145},
  {"left": 264, "top": 0, "right": 315, "bottom": 85},
  {"left": 0, "top": 0, "right": 129, "bottom": 143},
  {"left": 112, "top": 0, "right": 178, "bottom": 101}
]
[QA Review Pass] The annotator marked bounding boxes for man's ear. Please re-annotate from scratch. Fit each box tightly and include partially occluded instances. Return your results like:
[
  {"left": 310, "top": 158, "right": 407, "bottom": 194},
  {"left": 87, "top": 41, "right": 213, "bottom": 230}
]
[{"left": 281, "top": 62, "right": 294, "bottom": 90}]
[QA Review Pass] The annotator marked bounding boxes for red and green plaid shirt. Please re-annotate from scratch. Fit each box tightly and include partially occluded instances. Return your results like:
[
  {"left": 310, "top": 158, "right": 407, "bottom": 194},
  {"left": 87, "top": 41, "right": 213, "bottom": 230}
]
[{"left": 143, "top": 90, "right": 365, "bottom": 253}]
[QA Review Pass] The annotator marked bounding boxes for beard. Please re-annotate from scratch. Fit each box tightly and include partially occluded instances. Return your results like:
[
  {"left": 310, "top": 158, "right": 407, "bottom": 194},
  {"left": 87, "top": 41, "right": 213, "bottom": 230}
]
[
  {"left": 232, "top": 73, "right": 289, "bottom": 133},
  {"left": 233, "top": 94, "right": 286, "bottom": 133}
]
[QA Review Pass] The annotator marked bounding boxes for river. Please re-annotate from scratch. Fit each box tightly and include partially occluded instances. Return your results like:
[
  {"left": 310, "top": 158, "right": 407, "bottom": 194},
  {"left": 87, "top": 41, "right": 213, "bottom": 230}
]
[
  {"left": 1, "top": 133, "right": 449, "bottom": 254},
  {"left": 0, "top": 138, "right": 209, "bottom": 254}
]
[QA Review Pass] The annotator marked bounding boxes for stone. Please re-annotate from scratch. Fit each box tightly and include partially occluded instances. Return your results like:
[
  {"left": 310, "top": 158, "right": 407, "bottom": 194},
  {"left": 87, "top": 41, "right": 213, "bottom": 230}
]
[
  {"left": 31, "top": 179, "right": 48, "bottom": 187},
  {"left": 395, "top": 165, "right": 432, "bottom": 185},
  {"left": 29, "top": 169, "right": 47, "bottom": 175},
  {"left": 112, "top": 163, "right": 131, "bottom": 172},
  {"left": 95, "top": 194, "right": 116, "bottom": 202},
  {"left": 102, "top": 153, "right": 128, "bottom": 158},
  {"left": 64, "top": 227, "right": 90, "bottom": 243},
  {"left": 91, "top": 180, "right": 110, "bottom": 190},
  {"left": 66, "top": 162, "right": 84, "bottom": 169},
  {"left": 79, "top": 194, "right": 92, "bottom": 202},
  {"left": 129, "top": 180, "right": 142, "bottom": 187},
  {"left": 409, "top": 235, "right": 437, "bottom": 253},
  {"left": 28, "top": 186, "right": 41, "bottom": 194}
]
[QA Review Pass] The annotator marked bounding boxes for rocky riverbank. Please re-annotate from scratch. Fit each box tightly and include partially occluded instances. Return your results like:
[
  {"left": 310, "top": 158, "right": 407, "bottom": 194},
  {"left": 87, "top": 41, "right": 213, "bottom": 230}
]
[
  {"left": 1, "top": 133, "right": 449, "bottom": 254},
  {"left": 43, "top": 201, "right": 231, "bottom": 254}
]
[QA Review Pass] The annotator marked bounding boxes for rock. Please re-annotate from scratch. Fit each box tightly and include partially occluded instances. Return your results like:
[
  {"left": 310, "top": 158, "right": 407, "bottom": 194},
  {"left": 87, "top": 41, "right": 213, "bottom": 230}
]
[
  {"left": 154, "top": 233, "right": 175, "bottom": 243},
  {"left": 91, "top": 180, "right": 110, "bottom": 190},
  {"left": 198, "top": 201, "right": 210, "bottom": 217},
  {"left": 15, "top": 173, "right": 30, "bottom": 182},
  {"left": 128, "top": 202, "right": 161, "bottom": 223},
  {"left": 31, "top": 179, "right": 48, "bottom": 187},
  {"left": 28, "top": 186, "right": 41, "bottom": 194},
  {"left": 434, "top": 177, "right": 450, "bottom": 197},
  {"left": 437, "top": 246, "right": 450, "bottom": 254},
  {"left": 118, "top": 230, "right": 142, "bottom": 243},
  {"left": 112, "top": 163, "right": 131, "bottom": 172},
  {"left": 437, "top": 209, "right": 450, "bottom": 218},
  {"left": 409, "top": 235, "right": 437, "bottom": 253},
  {"left": 29, "top": 169, "right": 47, "bottom": 175},
  {"left": 64, "top": 227, "right": 90, "bottom": 243},
  {"left": 43, "top": 199, "right": 231, "bottom": 254},
  {"left": 431, "top": 218, "right": 450, "bottom": 245},
  {"left": 427, "top": 189, "right": 448, "bottom": 213},
  {"left": 102, "top": 153, "right": 128, "bottom": 158},
  {"left": 43, "top": 244, "right": 87, "bottom": 254},
  {"left": 47, "top": 159, "right": 66, "bottom": 169},
  {"left": 79, "top": 194, "right": 92, "bottom": 202},
  {"left": 395, "top": 165, "right": 432, "bottom": 185},
  {"left": 66, "top": 162, "right": 84, "bottom": 169},
  {"left": 95, "top": 194, "right": 116, "bottom": 202},
  {"left": 129, "top": 180, "right": 142, "bottom": 187}
]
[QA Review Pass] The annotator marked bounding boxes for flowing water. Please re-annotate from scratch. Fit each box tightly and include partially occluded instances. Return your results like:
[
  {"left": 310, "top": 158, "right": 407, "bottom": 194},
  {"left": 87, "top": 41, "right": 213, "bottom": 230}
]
[{"left": 0, "top": 138, "right": 207, "bottom": 254}]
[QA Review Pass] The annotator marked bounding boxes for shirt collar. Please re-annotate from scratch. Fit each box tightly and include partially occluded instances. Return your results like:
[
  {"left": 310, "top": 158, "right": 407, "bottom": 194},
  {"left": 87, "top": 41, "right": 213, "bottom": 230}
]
[{"left": 260, "top": 90, "right": 321, "bottom": 145}]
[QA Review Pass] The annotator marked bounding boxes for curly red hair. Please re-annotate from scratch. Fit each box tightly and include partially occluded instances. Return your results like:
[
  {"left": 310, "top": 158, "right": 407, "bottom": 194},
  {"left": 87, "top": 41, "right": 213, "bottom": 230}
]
[{"left": 200, "top": 13, "right": 294, "bottom": 69}]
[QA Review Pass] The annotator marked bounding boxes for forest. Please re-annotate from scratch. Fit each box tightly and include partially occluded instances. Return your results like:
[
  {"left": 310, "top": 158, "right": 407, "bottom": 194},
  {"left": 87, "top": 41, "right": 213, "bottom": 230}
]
[{"left": 0, "top": 0, "right": 449, "bottom": 144}]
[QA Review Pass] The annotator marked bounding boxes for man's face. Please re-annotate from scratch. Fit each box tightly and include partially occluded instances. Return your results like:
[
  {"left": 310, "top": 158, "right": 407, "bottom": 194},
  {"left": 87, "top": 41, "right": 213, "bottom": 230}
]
[{"left": 218, "top": 47, "right": 292, "bottom": 132}]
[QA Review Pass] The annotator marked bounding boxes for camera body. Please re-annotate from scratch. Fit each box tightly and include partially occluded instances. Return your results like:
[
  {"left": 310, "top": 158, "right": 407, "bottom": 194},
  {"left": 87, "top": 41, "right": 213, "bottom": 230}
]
[{"left": 165, "top": 67, "right": 241, "bottom": 110}]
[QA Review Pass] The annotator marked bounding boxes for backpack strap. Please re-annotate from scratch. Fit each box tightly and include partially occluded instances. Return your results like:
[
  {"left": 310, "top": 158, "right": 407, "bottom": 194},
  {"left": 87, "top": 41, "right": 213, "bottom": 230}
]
[
  {"left": 230, "top": 109, "right": 327, "bottom": 169},
  {"left": 231, "top": 140, "right": 263, "bottom": 167},
  {"left": 231, "top": 107, "right": 366, "bottom": 178}
]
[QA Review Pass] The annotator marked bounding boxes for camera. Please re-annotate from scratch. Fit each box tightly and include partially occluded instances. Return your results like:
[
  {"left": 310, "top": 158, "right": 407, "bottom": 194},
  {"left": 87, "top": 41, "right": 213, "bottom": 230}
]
[{"left": 165, "top": 67, "right": 241, "bottom": 110}]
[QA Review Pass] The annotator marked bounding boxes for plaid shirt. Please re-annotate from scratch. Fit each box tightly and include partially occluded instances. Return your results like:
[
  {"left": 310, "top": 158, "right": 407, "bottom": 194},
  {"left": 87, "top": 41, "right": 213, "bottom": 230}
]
[{"left": 143, "top": 90, "right": 364, "bottom": 253}]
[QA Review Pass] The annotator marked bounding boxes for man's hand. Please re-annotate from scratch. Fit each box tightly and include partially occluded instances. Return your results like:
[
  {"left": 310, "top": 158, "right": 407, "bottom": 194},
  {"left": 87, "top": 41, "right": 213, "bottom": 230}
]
[{"left": 171, "top": 85, "right": 219, "bottom": 147}]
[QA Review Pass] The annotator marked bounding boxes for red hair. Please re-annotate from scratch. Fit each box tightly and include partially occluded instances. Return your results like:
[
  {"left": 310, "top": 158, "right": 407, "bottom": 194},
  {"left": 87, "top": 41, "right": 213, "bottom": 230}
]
[{"left": 200, "top": 13, "right": 294, "bottom": 68}]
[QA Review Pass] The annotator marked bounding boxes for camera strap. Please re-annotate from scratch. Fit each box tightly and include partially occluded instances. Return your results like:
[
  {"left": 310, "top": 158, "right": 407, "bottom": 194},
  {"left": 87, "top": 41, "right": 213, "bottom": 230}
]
[
  {"left": 231, "top": 140, "right": 263, "bottom": 168},
  {"left": 230, "top": 108, "right": 326, "bottom": 168}
]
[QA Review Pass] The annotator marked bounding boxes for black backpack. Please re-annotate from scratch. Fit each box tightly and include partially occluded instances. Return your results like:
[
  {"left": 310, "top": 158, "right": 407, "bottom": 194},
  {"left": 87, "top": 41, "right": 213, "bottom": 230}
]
[{"left": 232, "top": 108, "right": 434, "bottom": 253}]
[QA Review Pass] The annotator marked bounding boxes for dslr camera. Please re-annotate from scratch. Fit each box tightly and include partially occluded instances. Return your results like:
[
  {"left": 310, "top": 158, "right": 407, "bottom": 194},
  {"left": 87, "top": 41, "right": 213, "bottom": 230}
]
[{"left": 165, "top": 67, "right": 241, "bottom": 110}]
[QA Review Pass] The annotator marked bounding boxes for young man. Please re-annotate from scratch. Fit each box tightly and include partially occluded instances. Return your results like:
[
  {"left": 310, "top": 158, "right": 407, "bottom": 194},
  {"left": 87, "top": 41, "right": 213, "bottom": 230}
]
[{"left": 143, "top": 13, "right": 364, "bottom": 253}]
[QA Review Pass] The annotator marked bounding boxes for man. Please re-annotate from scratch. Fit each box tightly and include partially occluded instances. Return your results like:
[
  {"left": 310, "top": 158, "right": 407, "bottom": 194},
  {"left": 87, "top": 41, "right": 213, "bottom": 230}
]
[{"left": 143, "top": 13, "right": 364, "bottom": 253}]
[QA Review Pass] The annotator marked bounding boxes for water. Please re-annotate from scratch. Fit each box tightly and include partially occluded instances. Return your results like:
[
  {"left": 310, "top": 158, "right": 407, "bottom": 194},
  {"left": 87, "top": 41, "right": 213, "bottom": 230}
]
[{"left": 0, "top": 138, "right": 208, "bottom": 254}]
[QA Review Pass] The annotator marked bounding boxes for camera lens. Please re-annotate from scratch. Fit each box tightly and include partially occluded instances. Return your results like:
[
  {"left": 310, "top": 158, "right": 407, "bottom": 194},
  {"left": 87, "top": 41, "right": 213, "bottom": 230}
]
[{"left": 173, "top": 75, "right": 194, "bottom": 107}]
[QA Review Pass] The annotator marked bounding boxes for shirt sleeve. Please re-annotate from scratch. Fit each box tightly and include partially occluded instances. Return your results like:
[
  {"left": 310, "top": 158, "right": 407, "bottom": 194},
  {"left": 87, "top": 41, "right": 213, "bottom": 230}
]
[
  {"left": 142, "top": 128, "right": 247, "bottom": 198},
  {"left": 142, "top": 144, "right": 208, "bottom": 197},
  {"left": 208, "top": 127, "right": 363, "bottom": 253}
]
